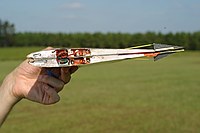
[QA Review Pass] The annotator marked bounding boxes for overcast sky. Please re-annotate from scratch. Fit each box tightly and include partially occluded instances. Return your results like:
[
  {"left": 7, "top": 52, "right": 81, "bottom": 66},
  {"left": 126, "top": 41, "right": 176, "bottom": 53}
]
[{"left": 0, "top": 0, "right": 200, "bottom": 33}]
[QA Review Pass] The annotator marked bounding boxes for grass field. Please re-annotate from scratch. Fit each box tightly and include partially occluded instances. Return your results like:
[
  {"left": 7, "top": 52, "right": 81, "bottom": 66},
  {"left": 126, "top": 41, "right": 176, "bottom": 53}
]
[{"left": 0, "top": 47, "right": 200, "bottom": 133}]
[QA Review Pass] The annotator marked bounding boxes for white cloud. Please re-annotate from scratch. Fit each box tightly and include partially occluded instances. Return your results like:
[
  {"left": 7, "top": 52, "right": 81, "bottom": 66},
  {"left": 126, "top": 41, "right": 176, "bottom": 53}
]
[{"left": 61, "top": 2, "right": 84, "bottom": 10}]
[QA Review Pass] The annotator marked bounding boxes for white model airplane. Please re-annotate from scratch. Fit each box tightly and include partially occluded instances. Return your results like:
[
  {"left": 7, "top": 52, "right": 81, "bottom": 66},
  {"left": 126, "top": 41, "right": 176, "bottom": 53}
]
[{"left": 27, "top": 43, "right": 184, "bottom": 67}]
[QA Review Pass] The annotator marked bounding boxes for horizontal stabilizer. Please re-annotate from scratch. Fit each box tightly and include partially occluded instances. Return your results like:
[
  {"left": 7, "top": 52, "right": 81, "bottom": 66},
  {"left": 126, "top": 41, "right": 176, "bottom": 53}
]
[{"left": 154, "top": 53, "right": 173, "bottom": 61}]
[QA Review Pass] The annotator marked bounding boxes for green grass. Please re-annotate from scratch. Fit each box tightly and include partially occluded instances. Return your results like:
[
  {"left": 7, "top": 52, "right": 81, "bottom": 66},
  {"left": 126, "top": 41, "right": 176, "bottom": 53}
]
[
  {"left": 0, "top": 47, "right": 44, "bottom": 60},
  {"left": 0, "top": 49, "right": 200, "bottom": 133}
]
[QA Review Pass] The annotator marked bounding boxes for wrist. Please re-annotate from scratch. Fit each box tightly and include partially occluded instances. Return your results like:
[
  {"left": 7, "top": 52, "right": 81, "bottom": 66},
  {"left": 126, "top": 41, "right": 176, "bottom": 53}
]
[
  {"left": 0, "top": 72, "right": 21, "bottom": 107},
  {"left": 0, "top": 73, "right": 21, "bottom": 126}
]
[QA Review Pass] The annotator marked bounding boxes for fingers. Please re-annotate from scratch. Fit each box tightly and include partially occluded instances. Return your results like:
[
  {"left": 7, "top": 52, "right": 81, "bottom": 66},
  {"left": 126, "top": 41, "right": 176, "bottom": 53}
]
[
  {"left": 42, "top": 84, "right": 60, "bottom": 104},
  {"left": 26, "top": 66, "right": 78, "bottom": 105},
  {"left": 61, "top": 67, "right": 71, "bottom": 84},
  {"left": 44, "top": 47, "right": 54, "bottom": 50},
  {"left": 38, "top": 75, "right": 65, "bottom": 92},
  {"left": 39, "top": 66, "right": 78, "bottom": 92},
  {"left": 69, "top": 66, "right": 79, "bottom": 74},
  {"left": 60, "top": 66, "right": 78, "bottom": 83},
  {"left": 27, "top": 82, "right": 60, "bottom": 105}
]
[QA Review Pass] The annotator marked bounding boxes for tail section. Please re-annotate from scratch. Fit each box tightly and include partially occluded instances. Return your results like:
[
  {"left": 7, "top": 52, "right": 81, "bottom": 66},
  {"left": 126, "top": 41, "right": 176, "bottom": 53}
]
[{"left": 153, "top": 43, "right": 184, "bottom": 61}]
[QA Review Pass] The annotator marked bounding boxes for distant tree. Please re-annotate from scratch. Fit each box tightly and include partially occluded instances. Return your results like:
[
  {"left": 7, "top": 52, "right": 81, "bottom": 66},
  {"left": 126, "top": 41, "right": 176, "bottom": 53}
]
[{"left": 0, "top": 19, "right": 15, "bottom": 47}]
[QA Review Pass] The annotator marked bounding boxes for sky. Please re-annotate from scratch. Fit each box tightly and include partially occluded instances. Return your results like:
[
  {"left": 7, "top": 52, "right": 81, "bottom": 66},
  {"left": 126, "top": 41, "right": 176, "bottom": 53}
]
[{"left": 0, "top": 0, "right": 200, "bottom": 33}]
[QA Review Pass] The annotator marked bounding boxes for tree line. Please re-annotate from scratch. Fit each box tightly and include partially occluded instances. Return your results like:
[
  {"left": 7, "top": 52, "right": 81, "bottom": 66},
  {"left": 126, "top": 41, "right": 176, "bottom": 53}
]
[
  {"left": 12, "top": 31, "right": 200, "bottom": 50},
  {"left": 0, "top": 20, "right": 200, "bottom": 50},
  {"left": 0, "top": 19, "right": 15, "bottom": 47}
]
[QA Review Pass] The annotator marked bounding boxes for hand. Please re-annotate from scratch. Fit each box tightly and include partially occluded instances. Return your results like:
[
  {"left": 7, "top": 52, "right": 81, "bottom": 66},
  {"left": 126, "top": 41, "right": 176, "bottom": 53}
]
[
  {"left": 0, "top": 47, "right": 78, "bottom": 126},
  {"left": 11, "top": 60, "right": 78, "bottom": 104}
]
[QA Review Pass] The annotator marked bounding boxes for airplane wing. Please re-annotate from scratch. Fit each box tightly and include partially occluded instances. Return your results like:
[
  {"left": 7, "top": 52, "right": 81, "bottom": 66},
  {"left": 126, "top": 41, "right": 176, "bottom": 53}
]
[{"left": 27, "top": 43, "right": 184, "bottom": 67}]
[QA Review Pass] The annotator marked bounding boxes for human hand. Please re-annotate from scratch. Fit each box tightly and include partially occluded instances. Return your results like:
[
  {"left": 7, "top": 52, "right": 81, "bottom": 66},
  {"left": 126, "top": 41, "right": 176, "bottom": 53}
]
[
  {"left": 0, "top": 47, "right": 78, "bottom": 126},
  {"left": 10, "top": 59, "right": 78, "bottom": 104}
]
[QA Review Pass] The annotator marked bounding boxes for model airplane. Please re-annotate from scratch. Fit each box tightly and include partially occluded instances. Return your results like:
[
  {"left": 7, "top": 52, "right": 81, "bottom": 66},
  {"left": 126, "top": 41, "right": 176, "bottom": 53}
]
[{"left": 27, "top": 43, "right": 184, "bottom": 67}]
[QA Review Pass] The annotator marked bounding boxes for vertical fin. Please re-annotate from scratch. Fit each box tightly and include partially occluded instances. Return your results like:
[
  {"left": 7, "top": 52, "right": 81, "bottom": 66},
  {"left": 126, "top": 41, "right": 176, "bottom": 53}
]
[
  {"left": 153, "top": 43, "right": 174, "bottom": 49},
  {"left": 153, "top": 43, "right": 184, "bottom": 50}
]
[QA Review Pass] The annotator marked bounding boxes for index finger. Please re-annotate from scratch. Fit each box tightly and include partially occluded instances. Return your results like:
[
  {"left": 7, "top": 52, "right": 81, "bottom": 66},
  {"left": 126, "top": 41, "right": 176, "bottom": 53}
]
[
  {"left": 60, "top": 67, "right": 71, "bottom": 84},
  {"left": 69, "top": 66, "right": 78, "bottom": 74}
]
